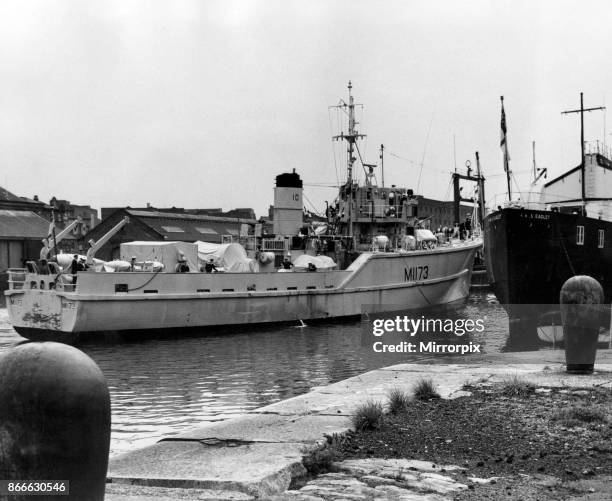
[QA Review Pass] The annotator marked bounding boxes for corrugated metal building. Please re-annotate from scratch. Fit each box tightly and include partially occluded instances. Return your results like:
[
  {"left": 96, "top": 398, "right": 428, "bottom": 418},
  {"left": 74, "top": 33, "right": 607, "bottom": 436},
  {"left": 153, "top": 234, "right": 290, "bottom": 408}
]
[
  {"left": 0, "top": 210, "right": 50, "bottom": 291},
  {"left": 82, "top": 209, "right": 257, "bottom": 261}
]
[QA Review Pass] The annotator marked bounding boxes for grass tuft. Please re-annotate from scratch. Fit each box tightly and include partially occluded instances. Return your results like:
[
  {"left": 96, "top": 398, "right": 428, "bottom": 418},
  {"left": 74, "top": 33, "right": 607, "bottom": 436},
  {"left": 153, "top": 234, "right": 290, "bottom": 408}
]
[
  {"left": 551, "top": 405, "right": 607, "bottom": 428},
  {"left": 499, "top": 375, "right": 535, "bottom": 397},
  {"left": 351, "top": 400, "right": 385, "bottom": 431},
  {"left": 301, "top": 444, "right": 338, "bottom": 475},
  {"left": 387, "top": 387, "right": 411, "bottom": 414},
  {"left": 413, "top": 378, "right": 440, "bottom": 400}
]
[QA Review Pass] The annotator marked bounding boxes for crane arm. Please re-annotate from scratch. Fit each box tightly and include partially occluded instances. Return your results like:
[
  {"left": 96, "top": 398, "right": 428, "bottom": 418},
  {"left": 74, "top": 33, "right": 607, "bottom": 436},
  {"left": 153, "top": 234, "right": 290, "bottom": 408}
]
[
  {"left": 86, "top": 217, "right": 129, "bottom": 265},
  {"left": 40, "top": 219, "right": 82, "bottom": 260}
]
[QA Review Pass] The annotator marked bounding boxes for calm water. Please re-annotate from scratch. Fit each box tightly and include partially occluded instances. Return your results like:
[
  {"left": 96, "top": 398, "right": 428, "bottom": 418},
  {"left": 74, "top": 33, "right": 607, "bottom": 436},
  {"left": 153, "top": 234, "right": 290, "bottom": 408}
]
[{"left": 0, "top": 291, "right": 510, "bottom": 456}]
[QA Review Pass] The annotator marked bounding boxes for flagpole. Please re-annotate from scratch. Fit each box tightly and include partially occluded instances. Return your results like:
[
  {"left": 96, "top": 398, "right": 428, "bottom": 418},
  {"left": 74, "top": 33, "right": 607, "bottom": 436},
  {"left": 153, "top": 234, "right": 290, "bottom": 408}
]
[{"left": 501, "top": 96, "right": 512, "bottom": 200}]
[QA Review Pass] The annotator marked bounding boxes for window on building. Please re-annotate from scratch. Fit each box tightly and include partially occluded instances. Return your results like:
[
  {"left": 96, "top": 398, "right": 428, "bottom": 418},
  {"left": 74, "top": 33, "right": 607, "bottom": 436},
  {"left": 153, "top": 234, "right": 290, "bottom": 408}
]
[
  {"left": 196, "top": 227, "right": 218, "bottom": 234},
  {"left": 598, "top": 229, "right": 605, "bottom": 248},
  {"left": 161, "top": 226, "right": 184, "bottom": 233},
  {"left": 576, "top": 225, "right": 585, "bottom": 245}
]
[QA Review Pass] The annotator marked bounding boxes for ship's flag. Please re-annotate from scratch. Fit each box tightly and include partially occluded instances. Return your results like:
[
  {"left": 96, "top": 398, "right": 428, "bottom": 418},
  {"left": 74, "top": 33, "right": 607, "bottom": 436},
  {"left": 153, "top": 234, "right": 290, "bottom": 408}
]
[
  {"left": 46, "top": 213, "right": 57, "bottom": 256},
  {"left": 46, "top": 219, "right": 55, "bottom": 242},
  {"left": 500, "top": 97, "right": 510, "bottom": 169}
]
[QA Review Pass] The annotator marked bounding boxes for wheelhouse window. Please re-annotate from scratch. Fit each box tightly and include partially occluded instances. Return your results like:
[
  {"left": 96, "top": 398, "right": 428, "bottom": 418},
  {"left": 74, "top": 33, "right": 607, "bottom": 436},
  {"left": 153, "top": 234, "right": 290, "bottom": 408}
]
[
  {"left": 576, "top": 225, "right": 585, "bottom": 245},
  {"left": 598, "top": 229, "right": 605, "bottom": 248}
]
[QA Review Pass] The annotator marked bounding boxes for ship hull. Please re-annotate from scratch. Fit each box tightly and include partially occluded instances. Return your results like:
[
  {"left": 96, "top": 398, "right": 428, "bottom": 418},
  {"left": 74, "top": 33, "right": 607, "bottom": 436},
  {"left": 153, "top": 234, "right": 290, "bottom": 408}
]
[
  {"left": 6, "top": 243, "right": 479, "bottom": 343},
  {"left": 484, "top": 208, "right": 612, "bottom": 348},
  {"left": 485, "top": 208, "right": 612, "bottom": 304}
]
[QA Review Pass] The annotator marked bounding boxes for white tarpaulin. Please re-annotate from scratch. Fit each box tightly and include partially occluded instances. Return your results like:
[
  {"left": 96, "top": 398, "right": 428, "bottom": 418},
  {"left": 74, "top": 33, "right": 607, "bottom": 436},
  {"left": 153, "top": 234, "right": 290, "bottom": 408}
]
[
  {"left": 415, "top": 229, "right": 437, "bottom": 241},
  {"left": 120, "top": 241, "right": 198, "bottom": 272},
  {"left": 55, "top": 253, "right": 104, "bottom": 271},
  {"left": 292, "top": 254, "right": 336, "bottom": 270},
  {"left": 103, "top": 260, "right": 131, "bottom": 272},
  {"left": 195, "top": 241, "right": 258, "bottom": 272}
]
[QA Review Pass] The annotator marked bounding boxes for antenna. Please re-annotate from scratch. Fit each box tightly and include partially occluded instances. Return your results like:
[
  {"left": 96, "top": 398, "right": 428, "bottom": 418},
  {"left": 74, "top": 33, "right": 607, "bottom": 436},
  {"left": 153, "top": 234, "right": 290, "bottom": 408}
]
[
  {"left": 530, "top": 141, "right": 548, "bottom": 186},
  {"left": 561, "top": 92, "right": 605, "bottom": 208},
  {"left": 532, "top": 141, "right": 536, "bottom": 182},
  {"left": 379, "top": 144, "right": 385, "bottom": 188},
  {"left": 453, "top": 134, "right": 457, "bottom": 173}
]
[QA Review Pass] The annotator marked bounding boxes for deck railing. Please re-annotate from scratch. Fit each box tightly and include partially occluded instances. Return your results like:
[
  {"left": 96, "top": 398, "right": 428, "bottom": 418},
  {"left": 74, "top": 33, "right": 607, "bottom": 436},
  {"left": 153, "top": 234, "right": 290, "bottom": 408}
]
[
  {"left": 7, "top": 268, "right": 26, "bottom": 290},
  {"left": 6, "top": 268, "right": 78, "bottom": 292}
]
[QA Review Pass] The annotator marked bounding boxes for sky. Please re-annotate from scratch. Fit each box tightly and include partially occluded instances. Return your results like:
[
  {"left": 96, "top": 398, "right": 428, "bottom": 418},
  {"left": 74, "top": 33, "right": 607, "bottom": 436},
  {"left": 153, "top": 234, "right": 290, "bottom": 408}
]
[{"left": 1, "top": 0, "right": 612, "bottom": 218}]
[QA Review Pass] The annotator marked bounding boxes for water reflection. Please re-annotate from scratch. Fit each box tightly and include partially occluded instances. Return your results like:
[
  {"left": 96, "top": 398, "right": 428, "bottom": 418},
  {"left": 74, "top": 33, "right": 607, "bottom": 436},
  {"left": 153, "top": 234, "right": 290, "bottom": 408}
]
[{"left": 0, "top": 291, "right": 510, "bottom": 456}]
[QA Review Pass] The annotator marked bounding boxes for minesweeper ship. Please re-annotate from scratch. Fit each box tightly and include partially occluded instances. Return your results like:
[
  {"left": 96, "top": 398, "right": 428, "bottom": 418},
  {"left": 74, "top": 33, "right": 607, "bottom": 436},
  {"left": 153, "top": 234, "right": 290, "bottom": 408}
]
[{"left": 5, "top": 83, "right": 481, "bottom": 342}]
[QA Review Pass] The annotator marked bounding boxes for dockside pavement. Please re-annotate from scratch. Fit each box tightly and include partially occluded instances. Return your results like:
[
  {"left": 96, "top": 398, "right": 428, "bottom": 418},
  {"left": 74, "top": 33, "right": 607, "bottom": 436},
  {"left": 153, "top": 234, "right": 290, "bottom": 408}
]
[{"left": 105, "top": 349, "right": 612, "bottom": 500}]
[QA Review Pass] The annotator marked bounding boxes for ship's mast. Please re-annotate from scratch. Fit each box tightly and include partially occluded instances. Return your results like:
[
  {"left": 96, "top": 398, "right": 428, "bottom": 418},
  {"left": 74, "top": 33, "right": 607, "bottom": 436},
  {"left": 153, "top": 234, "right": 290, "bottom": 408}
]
[
  {"left": 532, "top": 141, "right": 537, "bottom": 183},
  {"left": 562, "top": 92, "right": 605, "bottom": 212},
  {"left": 332, "top": 81, "right": 366, "bottom": 237},
  {"left": 380, "top": 144, "right": 385, "bottom": 188}
]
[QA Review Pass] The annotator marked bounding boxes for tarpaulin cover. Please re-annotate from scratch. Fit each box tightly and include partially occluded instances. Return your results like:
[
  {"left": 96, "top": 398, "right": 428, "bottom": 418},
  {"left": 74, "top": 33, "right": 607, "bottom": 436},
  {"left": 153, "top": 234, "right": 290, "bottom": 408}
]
[
  {"left": 415, "top": 229, "right": 437, "bottom": 241},
  {"left": 103, "top": 260, "right": 131, "bottom": 272},
  {"left": 292, "top": 254, "right": 336, "bottom": 270},
  {"left": 195, "top": 241, "right": 259, "bottom": 272},
  {"left": 55, "top": 253, "right": 104, "bottom": 271},
  {"left": 120, "top": 241, "right": 198, "bottom": 272}
]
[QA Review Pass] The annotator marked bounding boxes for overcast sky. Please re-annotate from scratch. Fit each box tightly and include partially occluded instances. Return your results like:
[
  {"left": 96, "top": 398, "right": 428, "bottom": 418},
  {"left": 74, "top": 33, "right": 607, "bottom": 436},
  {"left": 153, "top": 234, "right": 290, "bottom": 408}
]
[{"left": 1, "top": 0, "right": 611, "bottom": 218}]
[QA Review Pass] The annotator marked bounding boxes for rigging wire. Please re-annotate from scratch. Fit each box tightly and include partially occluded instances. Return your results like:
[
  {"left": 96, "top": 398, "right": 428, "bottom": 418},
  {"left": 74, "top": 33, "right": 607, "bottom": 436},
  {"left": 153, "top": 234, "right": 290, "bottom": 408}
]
[
  {"left": 328, "top": 109, "right": 340, "bottom": 186},
  {"left": 386, "top": 150, "right": 452, "bottom": 176},
  {"left": 442, "top": 176, "right": 453, "bottom": 201},
  {"left": 511, "top": 173, "right": 523, "bottom": 199},
  {"left": 416, "top": 114, "right": 435, "bottom": 193},
  {"left": 302, "top": 191, "right": 324, "bottom": 216},
  {"left": 354, "top": 142, "right": 372, "bottom": 182},
  {"left": 487, "top": 168, "right": 532, "bottom": 178},
  {"left": 303, "top": 182, "right": 341, "bottom": 188}
]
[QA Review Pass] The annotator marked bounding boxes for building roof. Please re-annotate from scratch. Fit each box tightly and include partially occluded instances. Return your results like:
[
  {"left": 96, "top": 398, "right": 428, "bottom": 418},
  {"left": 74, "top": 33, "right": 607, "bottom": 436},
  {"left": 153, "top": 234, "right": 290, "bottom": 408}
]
[
  {"left": 0, "top": 187, "right": 24, "bottom": 202},
  {"left": 124, "top": 209, "right": 256, "bottom": 242},
  {"left": 0, "top": 186, "right": 52, "bottom": 212},
  {"left": 126, "top": 209, "right": 256, "bottom": 224},
  {"left": 0, "top": 210, "right": 50, "bottom": 239},
  {"left": 0, "top": 187, "right": 48, "bottom": 206}
]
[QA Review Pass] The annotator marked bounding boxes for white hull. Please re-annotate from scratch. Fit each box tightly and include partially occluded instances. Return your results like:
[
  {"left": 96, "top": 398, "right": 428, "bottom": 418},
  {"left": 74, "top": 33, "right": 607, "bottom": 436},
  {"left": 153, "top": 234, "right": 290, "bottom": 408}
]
[{"left": 6, "top": 241, "right": 480, "bottom": 340}]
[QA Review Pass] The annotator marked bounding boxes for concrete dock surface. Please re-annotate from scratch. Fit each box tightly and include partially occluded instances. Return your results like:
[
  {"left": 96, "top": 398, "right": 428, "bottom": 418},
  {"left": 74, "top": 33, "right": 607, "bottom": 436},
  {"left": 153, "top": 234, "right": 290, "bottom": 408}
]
[{"left": 106, "top": 350, "right": 612, "bottom": 500}]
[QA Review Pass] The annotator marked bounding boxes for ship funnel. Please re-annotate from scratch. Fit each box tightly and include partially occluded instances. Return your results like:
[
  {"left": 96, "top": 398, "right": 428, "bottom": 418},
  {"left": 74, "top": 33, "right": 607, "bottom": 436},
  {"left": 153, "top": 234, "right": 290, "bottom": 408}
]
[{"left": 273, "top": 171, "right": 303, "bottom": 236}]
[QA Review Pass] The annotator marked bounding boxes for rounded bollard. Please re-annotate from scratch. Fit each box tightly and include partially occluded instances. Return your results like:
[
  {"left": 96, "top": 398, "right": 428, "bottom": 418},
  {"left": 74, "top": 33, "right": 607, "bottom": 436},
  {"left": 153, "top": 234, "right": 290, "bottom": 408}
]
[
  {"left": 560, "top": 275, "right": 604, "bottom": 374},
  {"left": 0, "top": 342, "right": 110, "bottom": 501}
]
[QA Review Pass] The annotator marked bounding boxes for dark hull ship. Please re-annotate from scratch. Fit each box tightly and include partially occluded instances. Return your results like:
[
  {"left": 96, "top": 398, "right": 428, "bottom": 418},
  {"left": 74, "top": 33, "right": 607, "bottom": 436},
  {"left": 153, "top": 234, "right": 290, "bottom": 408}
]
[
  {"left": 485, "top": 203, "right": 612, "bottom": 306},
  {"left": 485, "top": 203, "right": 612, "bottom": 349},
  {"left": 485, "top": 94, "right": 612, "bottom": 348}
]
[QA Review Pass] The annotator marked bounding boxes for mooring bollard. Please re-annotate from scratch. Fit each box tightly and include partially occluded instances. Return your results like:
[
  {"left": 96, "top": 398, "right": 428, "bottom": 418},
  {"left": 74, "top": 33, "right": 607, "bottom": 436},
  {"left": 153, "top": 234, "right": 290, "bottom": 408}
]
[
  {"left": 560, "top": 275, "right": 604, "bottom": 374},
  {"left": 0, "top": 342, "right": 110, "bottom": 501}
]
